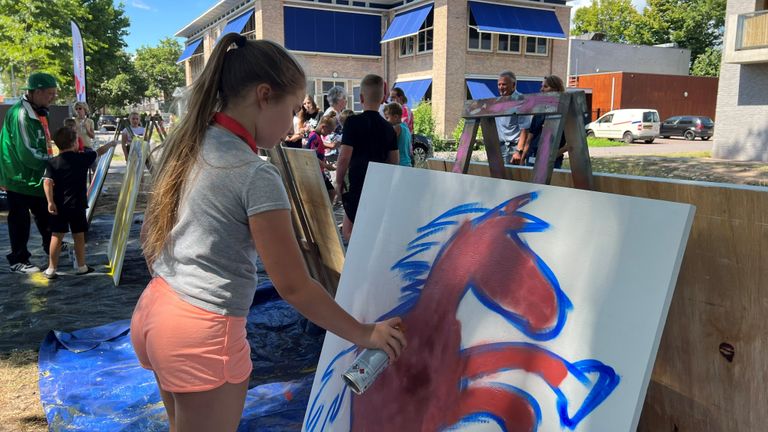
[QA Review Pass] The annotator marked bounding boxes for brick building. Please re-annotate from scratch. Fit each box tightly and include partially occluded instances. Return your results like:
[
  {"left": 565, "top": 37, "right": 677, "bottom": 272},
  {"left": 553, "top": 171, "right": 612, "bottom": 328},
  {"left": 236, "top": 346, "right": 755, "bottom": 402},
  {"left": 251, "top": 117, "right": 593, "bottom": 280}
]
[
  {"left": 175, "top": 0, "right": 571, "bottom": 138},
  {"left": 712, "top": 0, "right": 768, "bottom": 162}
]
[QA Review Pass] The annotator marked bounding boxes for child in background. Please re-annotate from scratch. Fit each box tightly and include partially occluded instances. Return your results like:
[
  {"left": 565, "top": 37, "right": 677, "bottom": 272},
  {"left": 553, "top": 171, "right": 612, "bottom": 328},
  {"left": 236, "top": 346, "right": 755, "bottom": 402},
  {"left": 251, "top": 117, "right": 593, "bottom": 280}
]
[
  {"left": 383, "top": 102, "right": 412, "bottom": 167},
  {"left": 339, "top": 109, "right": 355, "bottom": 128},
  {"left": 306, "top": 113, "right": 338, "bottom": 201},
  {"left": 335, "top": 74, "right": 398, "bottom": 242},
  {"left": 63, "top": 118, "right": 84, "bottom": 152},
  {"left": 42, "top": 127, "right": 117, "bottom": 279},
  {"left": 131, "top": 35, "right": 404, "bottom": 431},
  {"left": 120, "top": 111, "right": 145, "bottom": 159}
]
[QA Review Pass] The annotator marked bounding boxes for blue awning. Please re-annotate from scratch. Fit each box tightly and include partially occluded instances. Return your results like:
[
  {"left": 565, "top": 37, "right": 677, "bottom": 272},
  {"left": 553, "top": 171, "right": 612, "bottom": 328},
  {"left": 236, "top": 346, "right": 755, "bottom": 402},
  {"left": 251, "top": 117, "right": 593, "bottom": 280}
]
[
  {"left": 177, "top": 39, "right": 202, "bottom": 63},
  {"left": 392, "top": 79, "right": 432, "bottom": 109},
  {"left": 381, "top": 4, "right": 433, "bottom": 43},
  {"left": 466, "top": 78, "right": 543, "bottom": 99},
  {"left": 218, "top": 10, "right": 253, "bottom": 41},
  {"left": 284, "top": 6, "right": 381, "bottom": 56},
  {"left": 468, "top": 1, "right": 566, "bottom": 39}
]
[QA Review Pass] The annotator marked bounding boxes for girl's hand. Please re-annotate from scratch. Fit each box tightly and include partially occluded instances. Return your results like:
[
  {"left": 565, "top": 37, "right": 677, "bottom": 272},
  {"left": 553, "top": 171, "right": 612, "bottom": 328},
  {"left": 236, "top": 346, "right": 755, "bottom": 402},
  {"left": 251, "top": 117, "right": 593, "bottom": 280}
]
[
  {"left": 359, "top": 318, "right": 406, "bottom": 361},
  {"left": 48, "top": 202, "right": 58, "bottom": 215}
]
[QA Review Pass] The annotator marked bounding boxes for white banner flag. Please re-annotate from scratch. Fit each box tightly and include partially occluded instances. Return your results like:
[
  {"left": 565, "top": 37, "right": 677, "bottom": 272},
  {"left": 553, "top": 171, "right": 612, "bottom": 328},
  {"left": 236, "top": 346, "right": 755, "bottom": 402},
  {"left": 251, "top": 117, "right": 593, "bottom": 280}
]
[{"left": 71, "top": 21, "right": 86, "bottom": 102}]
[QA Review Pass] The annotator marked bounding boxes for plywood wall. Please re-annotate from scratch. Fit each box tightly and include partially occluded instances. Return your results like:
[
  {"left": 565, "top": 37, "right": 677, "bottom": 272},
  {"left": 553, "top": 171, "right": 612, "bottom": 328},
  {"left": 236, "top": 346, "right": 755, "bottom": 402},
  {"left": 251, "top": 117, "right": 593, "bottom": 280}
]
[{"left": 428, "top": 160, "right": 768, "bottom": 431}]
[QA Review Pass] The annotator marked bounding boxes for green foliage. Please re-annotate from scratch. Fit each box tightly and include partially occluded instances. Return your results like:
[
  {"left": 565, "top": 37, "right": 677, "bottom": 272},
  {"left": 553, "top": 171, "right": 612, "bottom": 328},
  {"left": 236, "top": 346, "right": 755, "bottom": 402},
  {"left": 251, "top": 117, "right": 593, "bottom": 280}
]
[
  {"left": 690, "top": 47, "right": 721, "bottom": 77},
  {"left": 571, "top": 0, "right": 726, "bottom": 73},
  {"left": 134, "top": 37, "right": 185, "bottom": 110},
  {"left": 0, "top": 0, "right": 131, "bottom": 109},
  {"left": 413, "top": 101, "right": 436, "bottom": 138},
  {"left": 449, "top": 118, "right": 485, "bottom": 152},
  {"left": 571, "top": 0, "right": 642, "bottom": 43}
]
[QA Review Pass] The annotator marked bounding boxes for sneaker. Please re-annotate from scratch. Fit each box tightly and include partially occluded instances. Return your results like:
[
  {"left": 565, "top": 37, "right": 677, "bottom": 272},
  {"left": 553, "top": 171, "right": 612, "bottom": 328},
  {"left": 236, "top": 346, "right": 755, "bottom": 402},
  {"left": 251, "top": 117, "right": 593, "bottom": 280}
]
[
  {"left": 43, "top": 268, "right": 58, "bottom": 280},
  {"left": 9, "top": 262, "right": 41, "bottom": 274},
  {"left": 75, "top": 265, "right": 95, "bottom": 275}
]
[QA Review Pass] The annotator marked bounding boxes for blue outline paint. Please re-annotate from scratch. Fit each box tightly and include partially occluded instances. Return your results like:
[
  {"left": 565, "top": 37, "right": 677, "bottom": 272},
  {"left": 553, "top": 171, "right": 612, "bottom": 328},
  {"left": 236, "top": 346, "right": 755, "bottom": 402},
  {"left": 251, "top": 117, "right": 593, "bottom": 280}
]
[{"left": 446, "top": 383, "right": 542, "bottom": 432}]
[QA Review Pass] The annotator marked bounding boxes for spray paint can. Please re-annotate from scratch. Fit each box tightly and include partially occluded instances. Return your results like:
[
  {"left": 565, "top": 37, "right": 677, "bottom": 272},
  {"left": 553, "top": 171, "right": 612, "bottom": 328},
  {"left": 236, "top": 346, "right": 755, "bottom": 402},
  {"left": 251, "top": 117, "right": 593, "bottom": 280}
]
[{"left": 342, "top": 349, "right": 390, "bottom": 395}]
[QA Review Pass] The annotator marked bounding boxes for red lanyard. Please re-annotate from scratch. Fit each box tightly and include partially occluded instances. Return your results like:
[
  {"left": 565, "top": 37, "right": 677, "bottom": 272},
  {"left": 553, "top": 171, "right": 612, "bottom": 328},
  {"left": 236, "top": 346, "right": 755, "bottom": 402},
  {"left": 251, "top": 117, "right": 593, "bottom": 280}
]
[
  {"left": 38, "top": 116, "right": 53, "bottom": 155},
  {"left": 212, "top": 112, "right": 258, "bottom": 153}
]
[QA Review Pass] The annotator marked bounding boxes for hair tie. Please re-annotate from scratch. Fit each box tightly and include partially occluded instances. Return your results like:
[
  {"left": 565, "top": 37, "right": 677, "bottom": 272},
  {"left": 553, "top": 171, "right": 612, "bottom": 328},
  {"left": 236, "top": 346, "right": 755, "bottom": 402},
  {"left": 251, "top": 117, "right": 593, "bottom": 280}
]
[{"left": 235, "top": 35, "right": 247, "bottom": 48}]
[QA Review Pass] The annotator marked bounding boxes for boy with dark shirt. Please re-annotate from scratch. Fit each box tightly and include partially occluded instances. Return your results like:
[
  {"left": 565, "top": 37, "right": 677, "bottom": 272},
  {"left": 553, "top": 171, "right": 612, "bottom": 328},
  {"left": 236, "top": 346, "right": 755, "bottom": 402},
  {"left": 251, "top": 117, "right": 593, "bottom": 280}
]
[
  {"left": 335, "top": 74, "right": 398, "bottom": 242},
  {"left": 42, "top": 127, "right": 117, "bottom": 279}
]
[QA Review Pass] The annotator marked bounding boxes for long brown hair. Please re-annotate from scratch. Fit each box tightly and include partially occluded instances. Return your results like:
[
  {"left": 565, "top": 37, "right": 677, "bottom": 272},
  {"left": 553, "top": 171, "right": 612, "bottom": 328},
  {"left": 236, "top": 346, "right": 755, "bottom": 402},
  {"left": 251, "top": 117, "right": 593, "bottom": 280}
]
[{"left": 142, "top": 34, "right": 305, "bottom": 264}]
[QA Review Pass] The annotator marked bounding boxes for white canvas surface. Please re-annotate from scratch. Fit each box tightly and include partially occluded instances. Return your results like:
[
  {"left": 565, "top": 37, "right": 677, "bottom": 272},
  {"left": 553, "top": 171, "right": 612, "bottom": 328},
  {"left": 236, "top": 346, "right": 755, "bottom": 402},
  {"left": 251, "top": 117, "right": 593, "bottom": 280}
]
[{"left": 303, "top": 164, "right": 695, "bottom": 432}]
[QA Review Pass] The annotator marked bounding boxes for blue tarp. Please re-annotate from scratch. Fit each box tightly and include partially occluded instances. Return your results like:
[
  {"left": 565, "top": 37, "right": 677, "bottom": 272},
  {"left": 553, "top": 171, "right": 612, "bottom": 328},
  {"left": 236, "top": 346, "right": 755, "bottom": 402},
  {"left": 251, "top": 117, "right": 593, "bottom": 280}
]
[
  {"left": 284, "top": 6, "right": 381, "bottom": 56},
  {"left": 466, "top": 78, "right": 543, "bottom": 99},
  {"left": 468, "top": 1, "right": 566, "bottom": 39},
  {"left": 392, "top": 79, "right": 432, "bottom": 109},
  {"left": 380, "top": 3, "right": 433, "bottom": 43},
  {"left": 39, "top": 281, "right": 324, "bottom": 431},
  {"left": 218, "top": 10, "right": 254, "bottom": 42},
  {"left": 177, "top": 39, "right": 202, "bottom": 63}
]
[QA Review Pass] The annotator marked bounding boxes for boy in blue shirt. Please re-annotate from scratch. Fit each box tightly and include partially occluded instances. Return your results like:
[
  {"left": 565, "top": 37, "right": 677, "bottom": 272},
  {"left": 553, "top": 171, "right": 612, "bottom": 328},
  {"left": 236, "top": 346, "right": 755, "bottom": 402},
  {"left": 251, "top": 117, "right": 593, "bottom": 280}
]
[{"left": 383, "top": 102, "right": 412, "bottom": 167}]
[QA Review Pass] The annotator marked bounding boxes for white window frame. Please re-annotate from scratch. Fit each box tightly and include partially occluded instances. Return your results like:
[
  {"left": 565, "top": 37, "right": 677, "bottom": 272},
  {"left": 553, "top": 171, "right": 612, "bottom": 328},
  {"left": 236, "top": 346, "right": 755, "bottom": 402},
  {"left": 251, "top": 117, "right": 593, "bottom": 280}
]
[
  {"left": 319, "top": 80, "right": 347, "bottom": 111},
  {"left": 467, "top": 10, "right": 492, "bottom": 52},
  {"left": 400, "top": 36, "right": 415, "bottom": 57},
  {"left": 416, "top": 9, "right": 433, "bottom": 54},
  {"left": 525, "top": 37, "right": 549, "bottom": 56},
  {"left": 497, "top": 34, "right": 521, "bottom": 54},
  {"left": 352, "top": 85, "right": 362, "bottom": 112},
  {"left": 241, "top": 13, "right": 256, "bottom": 40}
]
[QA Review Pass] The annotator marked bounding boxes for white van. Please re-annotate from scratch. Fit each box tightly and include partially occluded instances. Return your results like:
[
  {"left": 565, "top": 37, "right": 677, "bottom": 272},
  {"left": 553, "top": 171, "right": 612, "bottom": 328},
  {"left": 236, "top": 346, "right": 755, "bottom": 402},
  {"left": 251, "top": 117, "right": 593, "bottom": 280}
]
[{"left": 585, "top": 109, "right": 661, "bottom": 143}]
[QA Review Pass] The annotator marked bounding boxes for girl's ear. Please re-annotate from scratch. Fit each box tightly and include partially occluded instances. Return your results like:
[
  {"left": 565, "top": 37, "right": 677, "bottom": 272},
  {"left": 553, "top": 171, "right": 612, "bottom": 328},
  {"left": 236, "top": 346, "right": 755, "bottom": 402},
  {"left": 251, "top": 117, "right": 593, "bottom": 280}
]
[{"left": 254, "top": 83, "right": 272, "bottom": 107}]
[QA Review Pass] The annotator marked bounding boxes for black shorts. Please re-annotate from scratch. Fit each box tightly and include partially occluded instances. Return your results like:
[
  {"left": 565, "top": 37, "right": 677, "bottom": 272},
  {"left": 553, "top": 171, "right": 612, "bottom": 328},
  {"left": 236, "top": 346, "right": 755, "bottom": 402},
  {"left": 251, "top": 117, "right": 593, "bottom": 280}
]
[
  {"left": 341, "top": 189, "right": 362, "bottom": 223},
  {"left": 50, "top": 207, "right": 88, "bottom": 233}
]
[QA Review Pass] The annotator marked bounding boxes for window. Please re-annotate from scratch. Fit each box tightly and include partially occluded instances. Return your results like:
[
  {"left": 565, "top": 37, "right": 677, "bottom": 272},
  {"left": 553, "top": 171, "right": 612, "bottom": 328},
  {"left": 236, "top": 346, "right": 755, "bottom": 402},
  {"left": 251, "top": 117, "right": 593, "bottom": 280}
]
[
  {"left": 189, "top": 54, "right": 204, "bottom": 82},
  {"left": 399, "top": 9, "right": 433, "bottom": 56},
  {"left": 320, "top": 80, "right": 346, "bottom": 111},
  {"left": 400, "top": 36, "right": 415, "bottom": 56},
  {"left": 498, "top": 34, "right": 521, "bottom": 53},
  {"left": 468, "top": 9, "right": 492, "bottom": 51},
  {"left": 242, "top": 13, "right": 256, "bottom": 40},
  {"left": 599, "top": 114, "right": 613, "bottom": 123},
  {"left": 417, "top": 9, "right": 433, "bottom": 53},
  {"left": 353, "top": 86, "right": 362, "bottom": 112},
  {"left": 525, "top": 37, "right": 548, "bottom": 55}
]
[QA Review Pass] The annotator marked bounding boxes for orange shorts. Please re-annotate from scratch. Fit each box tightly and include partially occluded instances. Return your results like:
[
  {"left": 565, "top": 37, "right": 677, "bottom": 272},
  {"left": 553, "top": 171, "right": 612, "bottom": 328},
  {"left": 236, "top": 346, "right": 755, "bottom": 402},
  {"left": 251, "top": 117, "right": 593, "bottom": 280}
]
[{"left": 130, "top": 277, "right": 252, "bottom": 393}]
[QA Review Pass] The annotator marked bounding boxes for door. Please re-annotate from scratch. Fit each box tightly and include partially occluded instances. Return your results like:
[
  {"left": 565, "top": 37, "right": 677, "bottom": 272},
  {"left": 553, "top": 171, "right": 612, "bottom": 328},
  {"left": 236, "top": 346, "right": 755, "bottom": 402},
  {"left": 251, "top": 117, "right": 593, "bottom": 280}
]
[
  {"left": 661, "top": 117, "right": 678, "bottom": 136},
  {"left": 595, "top": 113, "right": 614, "bottom": 138}
]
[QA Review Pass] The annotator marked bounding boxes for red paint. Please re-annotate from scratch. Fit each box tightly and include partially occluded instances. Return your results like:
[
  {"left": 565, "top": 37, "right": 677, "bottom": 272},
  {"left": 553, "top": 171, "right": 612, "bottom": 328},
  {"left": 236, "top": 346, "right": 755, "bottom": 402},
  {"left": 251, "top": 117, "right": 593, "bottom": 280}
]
[
  {"left": 352, "top": 197, "right": 563, "bottom": 430},
  {"left": 464, "top": 345, "right": 568, "bottom": 387}
]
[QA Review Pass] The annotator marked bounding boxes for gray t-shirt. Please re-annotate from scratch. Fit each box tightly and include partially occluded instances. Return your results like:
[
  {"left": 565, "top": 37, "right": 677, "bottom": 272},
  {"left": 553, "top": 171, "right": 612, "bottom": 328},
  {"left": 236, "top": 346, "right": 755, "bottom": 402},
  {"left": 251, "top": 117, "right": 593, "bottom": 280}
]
[
  {"left": 496, "top": 90, "right": 532, "bottom": 144},
  {"left": 152, "top": 126, "right": 290, "bottom": 317}
]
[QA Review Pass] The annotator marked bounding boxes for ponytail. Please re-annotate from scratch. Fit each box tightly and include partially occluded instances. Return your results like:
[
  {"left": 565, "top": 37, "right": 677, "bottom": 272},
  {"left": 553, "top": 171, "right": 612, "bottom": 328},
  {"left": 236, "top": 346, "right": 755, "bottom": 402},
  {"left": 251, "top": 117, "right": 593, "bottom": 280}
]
[{"left": 143, "top": 35, "right": 306, "bottom": 264}]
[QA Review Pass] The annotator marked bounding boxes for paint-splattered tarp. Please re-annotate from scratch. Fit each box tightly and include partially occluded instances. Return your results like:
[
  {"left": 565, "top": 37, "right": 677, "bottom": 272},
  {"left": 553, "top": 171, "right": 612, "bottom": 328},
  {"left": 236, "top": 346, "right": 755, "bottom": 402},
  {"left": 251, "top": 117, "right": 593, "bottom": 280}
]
[{"left": 39, "top": 281, "right": 324, "bottom": 431}]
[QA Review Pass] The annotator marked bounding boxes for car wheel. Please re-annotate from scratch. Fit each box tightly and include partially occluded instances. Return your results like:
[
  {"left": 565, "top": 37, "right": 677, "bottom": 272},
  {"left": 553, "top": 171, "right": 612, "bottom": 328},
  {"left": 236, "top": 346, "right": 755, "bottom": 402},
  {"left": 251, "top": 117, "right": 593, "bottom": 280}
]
[
  {"left": 412, "top": 144, "right": 429, "bottom": 169},
  {"left": 644, "top": 138, "right": 655, "bottom": 144},
  {"left": 586, "top": 130, "right": 595, "bottom": 138},
  {"left": 701, "top": 136, "right": 710, "bottom": 141},
  {"left": 684, "top": 130, "right": 695, "bottom": 141},
  {"left": 622, "top": 132, "right": 633, "bottom": 144}
]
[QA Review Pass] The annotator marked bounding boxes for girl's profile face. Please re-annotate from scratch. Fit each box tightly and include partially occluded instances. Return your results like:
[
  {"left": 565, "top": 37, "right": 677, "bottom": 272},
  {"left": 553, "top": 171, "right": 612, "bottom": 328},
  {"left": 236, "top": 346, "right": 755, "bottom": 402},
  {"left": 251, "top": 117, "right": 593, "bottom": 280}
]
[{"left": 256, "top": 88, "right": 304, "bottom": 149}]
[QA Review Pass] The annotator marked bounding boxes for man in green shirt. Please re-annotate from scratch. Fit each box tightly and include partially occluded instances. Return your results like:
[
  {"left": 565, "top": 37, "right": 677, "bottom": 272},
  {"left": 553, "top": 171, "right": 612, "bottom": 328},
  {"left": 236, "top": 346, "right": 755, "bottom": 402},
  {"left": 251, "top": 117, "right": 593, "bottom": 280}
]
[{"left": 0, "top": 72, "right": 57, "bottom": 273}]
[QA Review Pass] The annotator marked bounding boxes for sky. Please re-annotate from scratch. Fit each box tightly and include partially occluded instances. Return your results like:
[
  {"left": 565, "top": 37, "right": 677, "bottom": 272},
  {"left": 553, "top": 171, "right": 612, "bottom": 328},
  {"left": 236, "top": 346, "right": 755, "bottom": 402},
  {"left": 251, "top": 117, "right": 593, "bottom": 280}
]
[
  {"left": 120, "top": 0, "right": 214, "bottom": 53},
  {"left": 120, "top": 0, "right": 649, "bottom": 53}
]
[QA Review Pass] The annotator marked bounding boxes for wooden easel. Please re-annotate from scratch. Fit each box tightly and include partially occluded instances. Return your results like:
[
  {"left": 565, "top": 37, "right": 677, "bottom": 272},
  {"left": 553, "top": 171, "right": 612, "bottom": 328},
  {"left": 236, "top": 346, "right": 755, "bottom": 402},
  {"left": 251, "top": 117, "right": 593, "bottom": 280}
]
[
  {"left": 267, "top": 145, "right": 345, "bottom": 296},
  {"left": 453, "top": 90, "right": 594, "bottom": 190}
]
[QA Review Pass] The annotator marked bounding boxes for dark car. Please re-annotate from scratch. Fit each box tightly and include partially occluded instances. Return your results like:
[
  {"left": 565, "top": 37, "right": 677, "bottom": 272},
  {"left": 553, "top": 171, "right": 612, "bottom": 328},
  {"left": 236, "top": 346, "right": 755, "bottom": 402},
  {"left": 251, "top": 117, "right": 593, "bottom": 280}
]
[
  {"left": 411, "top": 134, "right": 433, "bottom": 168},
  {"left": 98, "top": 115, "right": 118, "bottom": 132},
  {"left": 660, "top": 116, "right": 714, "bottom": 141}
]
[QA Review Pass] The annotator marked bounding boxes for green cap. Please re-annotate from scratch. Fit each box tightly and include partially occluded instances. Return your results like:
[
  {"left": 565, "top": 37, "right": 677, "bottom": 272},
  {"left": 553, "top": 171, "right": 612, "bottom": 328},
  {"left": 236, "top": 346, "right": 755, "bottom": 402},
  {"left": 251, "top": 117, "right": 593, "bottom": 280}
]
[{"left": 21, "top": 72, "right": 58, "bottom": 90}]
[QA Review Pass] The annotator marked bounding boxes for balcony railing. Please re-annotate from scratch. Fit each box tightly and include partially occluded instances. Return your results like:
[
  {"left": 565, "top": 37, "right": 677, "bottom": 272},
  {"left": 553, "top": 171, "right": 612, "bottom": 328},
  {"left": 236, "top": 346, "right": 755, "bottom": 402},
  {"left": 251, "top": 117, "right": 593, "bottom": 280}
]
[{"left": 736, "top": 10, "right": 768, "bottom": 50}]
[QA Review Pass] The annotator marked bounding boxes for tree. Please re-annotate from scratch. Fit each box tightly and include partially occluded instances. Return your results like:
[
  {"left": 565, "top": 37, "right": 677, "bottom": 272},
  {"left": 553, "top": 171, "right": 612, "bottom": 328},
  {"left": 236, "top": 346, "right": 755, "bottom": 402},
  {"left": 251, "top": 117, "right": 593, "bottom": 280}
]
[
  {"left": 0, "top": 0, "right": 132, "bottom": 109},
  {"left": 134, "top": 37, "right": 185, "bottom": 111},
  {"left": 631, "top": 0, "right": 726, "bottom": 65},
  {"left": 690, "top": 47, "right": 722, "bottom": 76},
  {"left": 571, "top": 0, "right": 642, "bottom": 44},
  {"left": 91, "top": 52, "right": 147, "bottom": 111}
]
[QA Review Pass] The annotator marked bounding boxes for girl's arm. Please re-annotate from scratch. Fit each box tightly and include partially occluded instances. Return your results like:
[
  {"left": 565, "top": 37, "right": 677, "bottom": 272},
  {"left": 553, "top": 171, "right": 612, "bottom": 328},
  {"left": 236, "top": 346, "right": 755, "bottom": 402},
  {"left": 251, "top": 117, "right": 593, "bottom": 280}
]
[{"left": 249, "top": 210, "right": 406, "bottom": 359}]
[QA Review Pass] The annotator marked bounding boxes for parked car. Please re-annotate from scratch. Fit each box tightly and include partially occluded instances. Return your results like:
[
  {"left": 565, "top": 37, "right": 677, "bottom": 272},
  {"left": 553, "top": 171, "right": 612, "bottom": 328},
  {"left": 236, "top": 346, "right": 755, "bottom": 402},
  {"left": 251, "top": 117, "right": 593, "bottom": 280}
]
[
  {"left": 585, "top": 109, "right": 661, "bottom": 143},
  {"left": 412, "top": 134, "right": 433, "bottom": 168},
  {"left": 660, "top": 116, "right": 714, "bottom": 141},
  {"left": 98, "top": 115, "right": 117, "bottom": 132}
]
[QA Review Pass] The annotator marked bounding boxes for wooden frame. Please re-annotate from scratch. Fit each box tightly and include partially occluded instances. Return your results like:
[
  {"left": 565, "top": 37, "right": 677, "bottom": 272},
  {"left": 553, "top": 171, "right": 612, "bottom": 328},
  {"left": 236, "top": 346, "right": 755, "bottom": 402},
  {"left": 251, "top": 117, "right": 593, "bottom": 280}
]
[{"left": 453, "top": 90, "right": 594, "bottom": 190}]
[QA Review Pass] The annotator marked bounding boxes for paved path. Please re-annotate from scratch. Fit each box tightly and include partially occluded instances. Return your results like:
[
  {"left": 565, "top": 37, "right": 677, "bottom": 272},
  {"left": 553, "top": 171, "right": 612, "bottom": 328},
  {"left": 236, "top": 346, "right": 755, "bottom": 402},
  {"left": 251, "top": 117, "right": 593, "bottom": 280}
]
[{"left": 587, "top": 137, "right": 713, "bottom": 157}]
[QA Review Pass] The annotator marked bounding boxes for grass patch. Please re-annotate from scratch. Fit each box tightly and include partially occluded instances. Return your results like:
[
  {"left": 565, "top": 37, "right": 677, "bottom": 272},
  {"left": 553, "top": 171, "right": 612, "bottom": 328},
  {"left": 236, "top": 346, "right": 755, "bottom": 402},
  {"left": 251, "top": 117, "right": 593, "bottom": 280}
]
[
  {"left": 653, "top": 151, "right": 711, "bottom": 158},
  {"left": 587, "top": 137, "right": 626, "bottom": 148},
  {"left": 0, "top": 349, "right": 46, "bottom": 432}
]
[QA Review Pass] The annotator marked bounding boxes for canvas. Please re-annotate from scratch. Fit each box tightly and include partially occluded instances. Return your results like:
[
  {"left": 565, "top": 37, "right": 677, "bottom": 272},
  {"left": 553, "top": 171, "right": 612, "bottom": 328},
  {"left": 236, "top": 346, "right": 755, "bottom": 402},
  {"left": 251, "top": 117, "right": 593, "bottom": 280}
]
[
  {"left": 107, "top": 137, "right": 148, "bottom": 286},
  {"left": 303, "top": 164, "right": 694, "bottom": 432},
  {"left": 85, "top": 145, "right": 115, "bottom": 223}
]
